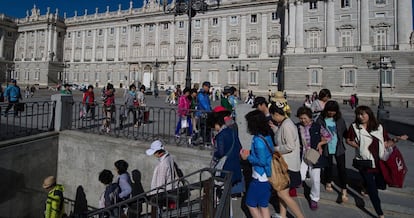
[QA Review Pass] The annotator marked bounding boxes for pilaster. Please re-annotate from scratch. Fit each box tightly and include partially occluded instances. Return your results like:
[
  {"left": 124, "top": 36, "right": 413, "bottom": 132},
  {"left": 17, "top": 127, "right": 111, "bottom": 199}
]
[
  {"left": 326, "top": 0, "right": 336, "bottom": 53},
  {"left": 287, "top": 2, "right": 296, "bottom": 53},
  {"left": 260, "top": 13, "right": 268, "bottom": 58},
  {"left": 220, "top": 16, "right": 227, "bottom": 59},
  {"left": 360, "top": 0, "right": 371, "bottom": 51},
  {"left": 202, "top": 18, "right": 209, "bottom": 59},
  {"left": 240, "top": 15, "right": 247, "bottom": 59},
  {"left": 295, "top": 0, "right": 304, "bottom": 53},
  {"left": 397, "top": 0, "right": 413, "bottom": 50}
]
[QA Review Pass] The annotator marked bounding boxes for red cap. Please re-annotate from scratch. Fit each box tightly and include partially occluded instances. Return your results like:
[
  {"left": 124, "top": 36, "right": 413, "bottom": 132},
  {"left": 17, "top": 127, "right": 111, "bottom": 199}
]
[{"left": 213, "top": 106, "right": 228, "bottom": 113}]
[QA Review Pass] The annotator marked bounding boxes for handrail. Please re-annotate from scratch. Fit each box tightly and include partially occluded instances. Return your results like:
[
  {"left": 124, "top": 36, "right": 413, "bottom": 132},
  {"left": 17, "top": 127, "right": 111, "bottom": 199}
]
[{"left": 87, "top": 168, "right": 232, "bottom": 218}]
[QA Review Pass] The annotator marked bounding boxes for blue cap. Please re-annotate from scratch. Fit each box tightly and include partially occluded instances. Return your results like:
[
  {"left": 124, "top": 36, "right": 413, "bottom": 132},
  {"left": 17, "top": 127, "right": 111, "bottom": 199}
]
[
  {"left": 11, "top": 79, "right": 17, "bottom": 83},
  {"left": 202, "top": 81, "right": 211, "bottom": 87}
]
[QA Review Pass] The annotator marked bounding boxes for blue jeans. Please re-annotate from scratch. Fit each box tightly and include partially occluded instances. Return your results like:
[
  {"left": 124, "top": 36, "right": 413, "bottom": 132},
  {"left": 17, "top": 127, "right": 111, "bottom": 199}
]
[{"left": 360, "top": 170, "right": 385, "bottom": 216}]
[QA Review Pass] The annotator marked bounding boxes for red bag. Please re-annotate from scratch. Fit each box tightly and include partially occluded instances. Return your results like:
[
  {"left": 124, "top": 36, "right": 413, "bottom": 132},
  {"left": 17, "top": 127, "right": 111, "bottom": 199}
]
[{"left": 379, "top": 147, "right": 408, "bottom": 188}]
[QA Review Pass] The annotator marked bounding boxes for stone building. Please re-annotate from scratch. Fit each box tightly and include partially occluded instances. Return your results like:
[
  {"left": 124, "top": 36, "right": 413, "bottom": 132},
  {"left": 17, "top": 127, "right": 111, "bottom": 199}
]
[{"left": 0, "top": 0, "right": 413, "bottom": 105}]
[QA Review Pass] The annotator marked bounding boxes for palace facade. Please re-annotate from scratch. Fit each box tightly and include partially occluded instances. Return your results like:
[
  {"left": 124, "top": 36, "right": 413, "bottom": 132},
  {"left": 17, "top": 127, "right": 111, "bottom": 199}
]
[{"left": 0, "top": 0, "right": 413, "bottom": 105}]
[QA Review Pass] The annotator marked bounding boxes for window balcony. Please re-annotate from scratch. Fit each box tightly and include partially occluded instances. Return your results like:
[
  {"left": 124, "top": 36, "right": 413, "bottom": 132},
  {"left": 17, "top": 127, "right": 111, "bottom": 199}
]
[
  {"left": 228, "top": 55, "right": 239, "bottom": 59},
  {"left": 372, "top": 45, "right": 399, "bottom": 51},
  {"left": 304, "top": 47, "right": 326, "bottom": 53},
  {"left": 209, "top": 55, "right": 219, "bottom": 59},
  {"left": 192, "top": 55, "right": 202, "bottom": 59},
  {"left": 337, "top": 46, "right": 361, "bottom": 52},
  {"left": 247, "top": 54, "right": 259, "bottom": 58},
  {"left": 268, "top": 53, "right": 280, "bottom": 57}
]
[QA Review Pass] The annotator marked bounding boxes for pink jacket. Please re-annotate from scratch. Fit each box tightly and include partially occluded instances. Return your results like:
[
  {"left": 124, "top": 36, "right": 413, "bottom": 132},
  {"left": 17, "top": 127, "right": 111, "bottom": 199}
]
[{"left": 177, "top": 95, "right": 190, "bottom": 116}]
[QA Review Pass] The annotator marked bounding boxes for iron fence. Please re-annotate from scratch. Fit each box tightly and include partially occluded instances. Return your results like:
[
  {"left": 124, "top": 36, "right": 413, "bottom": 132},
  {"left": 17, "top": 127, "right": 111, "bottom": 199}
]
[
  {"left": 86, "top": 168, "right": 232, "bottom": 218},
  {"left": 0, "top": 101, "right": 54, "bottom": 140},
  {"left": 71, "top": 102, "right": 213, "bottom": 147}
]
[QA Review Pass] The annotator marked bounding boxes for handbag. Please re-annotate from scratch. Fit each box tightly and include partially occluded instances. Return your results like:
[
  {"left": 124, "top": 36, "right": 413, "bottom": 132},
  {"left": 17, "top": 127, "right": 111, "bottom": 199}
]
[
  {"left": 352, "top": 158, "right": 372, "bottom": 170},
  {"left": 304, "top": 148, "right": 320, "bottom": 165},
  {"left": 259, "top": 136, "right": 290, "bottom": 191},
  {"left": 181, "top": 118, "right": 189, "bottom": 129},
  {"left": 379, "top": 146, "right": 407, "bottom": 188}
]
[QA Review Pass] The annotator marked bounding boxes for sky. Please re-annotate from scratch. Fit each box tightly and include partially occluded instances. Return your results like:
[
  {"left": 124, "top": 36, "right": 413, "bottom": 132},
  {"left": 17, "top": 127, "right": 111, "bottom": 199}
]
[{"left": 0, "top": 0, "right": 413, "bottom": 29}]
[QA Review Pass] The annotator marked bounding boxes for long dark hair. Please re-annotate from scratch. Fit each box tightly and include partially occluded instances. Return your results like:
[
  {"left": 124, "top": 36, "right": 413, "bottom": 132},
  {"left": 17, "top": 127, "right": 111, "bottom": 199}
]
[
  {"left": 354, "top": 105, "right": 379, "bottom": 132},
  {"left": 320, "top": 100, "right": 342, "bottom": 121}
]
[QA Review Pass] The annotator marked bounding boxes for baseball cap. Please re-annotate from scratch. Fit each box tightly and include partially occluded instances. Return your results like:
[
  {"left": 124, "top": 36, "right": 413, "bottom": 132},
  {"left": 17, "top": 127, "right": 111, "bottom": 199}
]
[
  {"left": 252, "top": 96, "right": 267, "bottom": 108},
  {"left": 11, "top": 79, "right": 17, "bottom": 83},
  {"left": 146, "top": 140, "right": 165, "bottom": 156},
  {"left": 202, "top": 81, "right": 211, "bottom": 88}
]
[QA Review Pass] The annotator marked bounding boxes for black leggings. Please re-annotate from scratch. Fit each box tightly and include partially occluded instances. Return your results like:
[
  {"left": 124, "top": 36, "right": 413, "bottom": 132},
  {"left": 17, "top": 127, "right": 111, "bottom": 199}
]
[
  {"left": 325, "top": 154, "right": 347, "bottom": 189},
  {"left": 360, "top": 171, "right": 385, "bottom": 216}
]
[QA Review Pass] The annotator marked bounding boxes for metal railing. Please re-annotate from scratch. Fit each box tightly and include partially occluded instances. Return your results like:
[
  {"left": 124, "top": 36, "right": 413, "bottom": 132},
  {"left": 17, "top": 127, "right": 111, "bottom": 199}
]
[
  {"left": 337, "top": 46, "right": 361, "bottom": 52},
  {"left": 304, "top": 47, "right": 327, "bottom": 53},
  {"left": 0, "top": 101, "right": 55, "bottom": 140},
  {"left": 71, "top": 102, "right": 212, "bottom": 147},
  {"left": 87, "top": 168, "right": 232, "bottom": 218},
  {"left": 372, "top": 45, "right": 399, "bottom": 51}
]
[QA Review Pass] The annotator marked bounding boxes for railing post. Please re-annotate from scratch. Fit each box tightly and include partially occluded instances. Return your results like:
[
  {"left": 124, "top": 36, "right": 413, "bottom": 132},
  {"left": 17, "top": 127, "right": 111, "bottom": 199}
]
[{"left": 51, "top": 94, "right": 74, "bottom": 131}]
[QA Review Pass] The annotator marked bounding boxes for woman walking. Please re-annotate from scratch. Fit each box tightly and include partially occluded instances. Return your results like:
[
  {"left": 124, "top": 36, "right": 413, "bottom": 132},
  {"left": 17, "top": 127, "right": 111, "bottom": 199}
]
[
  {"left": 241, "top": 110, "right": 304, "bottom": 218},
  {"left": 296, "top": 106, "right": 330, "bottom": 210},
  {"left": 346, "top": 106, "right": 408, "bottom": 218},
  {"left": 316, "top": 100, "right": 349, "bottom": 202}
]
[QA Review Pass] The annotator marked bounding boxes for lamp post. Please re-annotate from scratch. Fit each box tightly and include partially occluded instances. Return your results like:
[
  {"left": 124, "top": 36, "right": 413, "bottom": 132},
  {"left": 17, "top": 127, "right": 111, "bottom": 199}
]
[
  {"left": 367, "top": 56, "right": 396, "bottom": 120},
  {"left": 153, "top": 58, "right": 159, "bottom": 97},
  {"left": 276, "top": 0, "right": 287, "bottom": 91},
  {"left": 163, "top": 0, "right": 220, "bottom": 88},
  {"left": 232, "top": 62, "right": 248, "bottom": 100}
]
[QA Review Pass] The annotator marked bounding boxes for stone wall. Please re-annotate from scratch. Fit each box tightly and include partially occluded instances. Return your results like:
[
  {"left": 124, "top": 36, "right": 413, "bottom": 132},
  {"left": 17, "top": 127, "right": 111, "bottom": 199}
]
[
  {"left": 57, "top": 130, "right": 212, "bottom": 208},
  {"left": 0, "top": 132, "right": 59, "bottom": 217}
]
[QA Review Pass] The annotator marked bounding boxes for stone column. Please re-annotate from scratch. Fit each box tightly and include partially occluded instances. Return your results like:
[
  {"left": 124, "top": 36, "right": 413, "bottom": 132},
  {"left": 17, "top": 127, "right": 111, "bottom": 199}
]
[
  {"left": 92, "top": 29, "right": 96, "bottom": 62},
  {"left": 81, "top": 30, "right": 86, "bottom": 62},
  {"left": 103, "top": 28, "right": 108, "bottom": 61},
  {"left": 115, "top": 27, "right": 120, "bottom": 61},
  {"left": 360, "top": 0, "right": 371, "bottom": 51},
  {"left": 127, "top": 25, "right": 131, "bottom": 60},
  {"left": 141, "top": 25, "right": 145, "bottom": 57},
  {"left": 397, "top": 0, "right": 413, "bottom": 50},
  {"left": 53, "top": 27, "right": 58, "bottom": 59},
  {"left": 24, "top": 32, "right": 28, "bottom": 60},
  {"left": 155, "top": 23, "right": 159, "bottom": 57},
  {"left": 220, "top": 16, "right": 227, "bottom": 59},
  {"left": 287, "top": 2, "right": 296, "bottom": 53},
  {"left": 295, "top": 0, "right": 304, "bottom": 53},
  {"left": 202, "top": 18, "right": 209, "bottom": 59},
  {"left": 170, "top": 22, "right": 175, "bottom": 59},
  {"left": 0, "top": 29, "right": 4, "bottom": 59},
  {"left": 260, "top": 13, "right": 268, "bottom": 58},
  {"left": 43, "top": 29, "right": 48, "bottom": 61},
  {"left": 326, "top": 0, "right": 336, "bottom": 52},
  {"left": 71, "top": 31, "right": 75, "bottom": 62},
  {"left": 240, "top": 15, "right": 247, "bottom": 59},
  {"left": 33, "top": 30, "right": 38, "bottom": 60},
  {"left": 47, "top": 27, "right": 53, "bottom": 60}
]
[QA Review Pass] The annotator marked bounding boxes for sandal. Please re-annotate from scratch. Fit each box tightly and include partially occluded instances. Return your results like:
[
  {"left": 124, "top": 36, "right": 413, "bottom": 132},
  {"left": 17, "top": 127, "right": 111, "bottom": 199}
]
[{"left": 325, "top": 183, "right": 333, "bottom": 192}]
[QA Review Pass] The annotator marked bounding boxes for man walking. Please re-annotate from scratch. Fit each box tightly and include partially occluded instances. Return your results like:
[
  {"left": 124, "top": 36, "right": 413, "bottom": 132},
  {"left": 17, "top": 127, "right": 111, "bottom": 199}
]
[
  {"left": 43, "top": 176, "right": 65, "bottom": 218},
  {"left": 4, "top": 79, "right": 22, "bottom": 117},
  {"left": 195, "top": 81, "right": 212, "bottom": 145}
]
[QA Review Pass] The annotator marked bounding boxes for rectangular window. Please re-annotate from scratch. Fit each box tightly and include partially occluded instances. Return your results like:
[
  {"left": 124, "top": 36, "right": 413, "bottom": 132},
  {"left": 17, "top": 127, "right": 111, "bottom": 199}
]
[
  {"left": 194, "top": 20, "right": 201, "bottom": 28},
  {"left": 68, "top": 32, "right": 71, "bottom": 38},
  {"left": 161, "top": 46, "right": 169, "bottom": 57},
  {"left": 119, "top": 47, "right": 127, "bottom": 59},
  {"left": 341, "top": 30, "right": 352, "bottom": 47},
  {"left": 163, "top": 23, "right": 169, "bottom": 30},
  {"left": 77, "top": 31, "right": 81, "bottom": 38},
  {"left": 248, "top": 71, "right": 258, "bottom": 85},
  {"left": 87, "top": 30, "right": 92, "bottom": 37},
  {"left": 95, "top": 72, "right": 99, "bottom": 81},
  {"left": 98, "top": 29, "right": 103, "bottom": 36},
  {"left": 375, "top": 13, "right": 386, "bottom": 18},
  {"left": 191, "top": 71, "right": 200, "bottom": 84},
  {"left": 374, "top": 29, "right": 387, "bottom": 47},
  {"left": 210, "top": 42, "right": 220, "bottom": 58},
  {"left": 270, "top": 71, "right": 278, "bottom": 85},
  {"left": 135, "top": 25, "right": 140, "bottom": 32},
  {"left": 110, "top": 28, "right": 115, "bottom": 35},
  {"left": 107, "top": 72, "right": 112, "bottom": 81},
  {"left": 376, "top": 0, "right": 386, "bottom": 4},
  {"left": 230, "top": 16, "right": 238, "bottom": 25},
  {"left": 344, "top": 69, "right": 355, "bottom": 85},
  {"left": 179, "top": 21, "right": 184, "bottom": 28},
  {"left": 228, "top": 71, "right": 238, "bottom": 84},
  {"left": 341, "top": 0, "right": 350, "bottom": 8},
  {"left": 159, "top": 71, "right": 167, "bottom": 83},
  {"left": 251, "top": 14, "right": 257, "bottom": 23},
  {"left": 176, "top": 71, "right": 184, "bottom": 83},
  {"left": 310, "top": 69, "right": 321, "bottom": 85},
  {"left": 309, "top": 31, "right": 319, "bottom": 48},
  {"left": 148, "top": 24, "right": 154, "bottom": 32},
  {"left": 209, "top": 71, "right": 218, "bottom": 84},
  {"left": 310, "top": 1, "right": 317, "bottom": 9},
  {"left": 382, "top": 69, "right": 393, "bottom": 86},
  {"left": 271, "top": 12, "right": 278, "bottom": 21},
  {"left": 228, "top": 41, "right": 239, "bottom": 58},
  {"left": 269, "top": 39, "right": 279, "bottom": 56},
  {"left": 122, "top": 26, "right": 127, "bottom": 33},
  {"left": 212, "top": 18, "right": 218, "bottom": 26},
  {"left": 248, "top": 41, "right": 258, "bottom": 56}
]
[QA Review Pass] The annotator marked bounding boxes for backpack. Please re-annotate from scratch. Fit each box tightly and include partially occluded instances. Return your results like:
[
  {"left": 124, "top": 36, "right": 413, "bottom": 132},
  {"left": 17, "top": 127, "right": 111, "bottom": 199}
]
[
  {"left": 106, "top": 183, "right": 121, "bottom": 205},
  {"left": 259, "top": 136, "right": 290, "bottom": 191}
]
